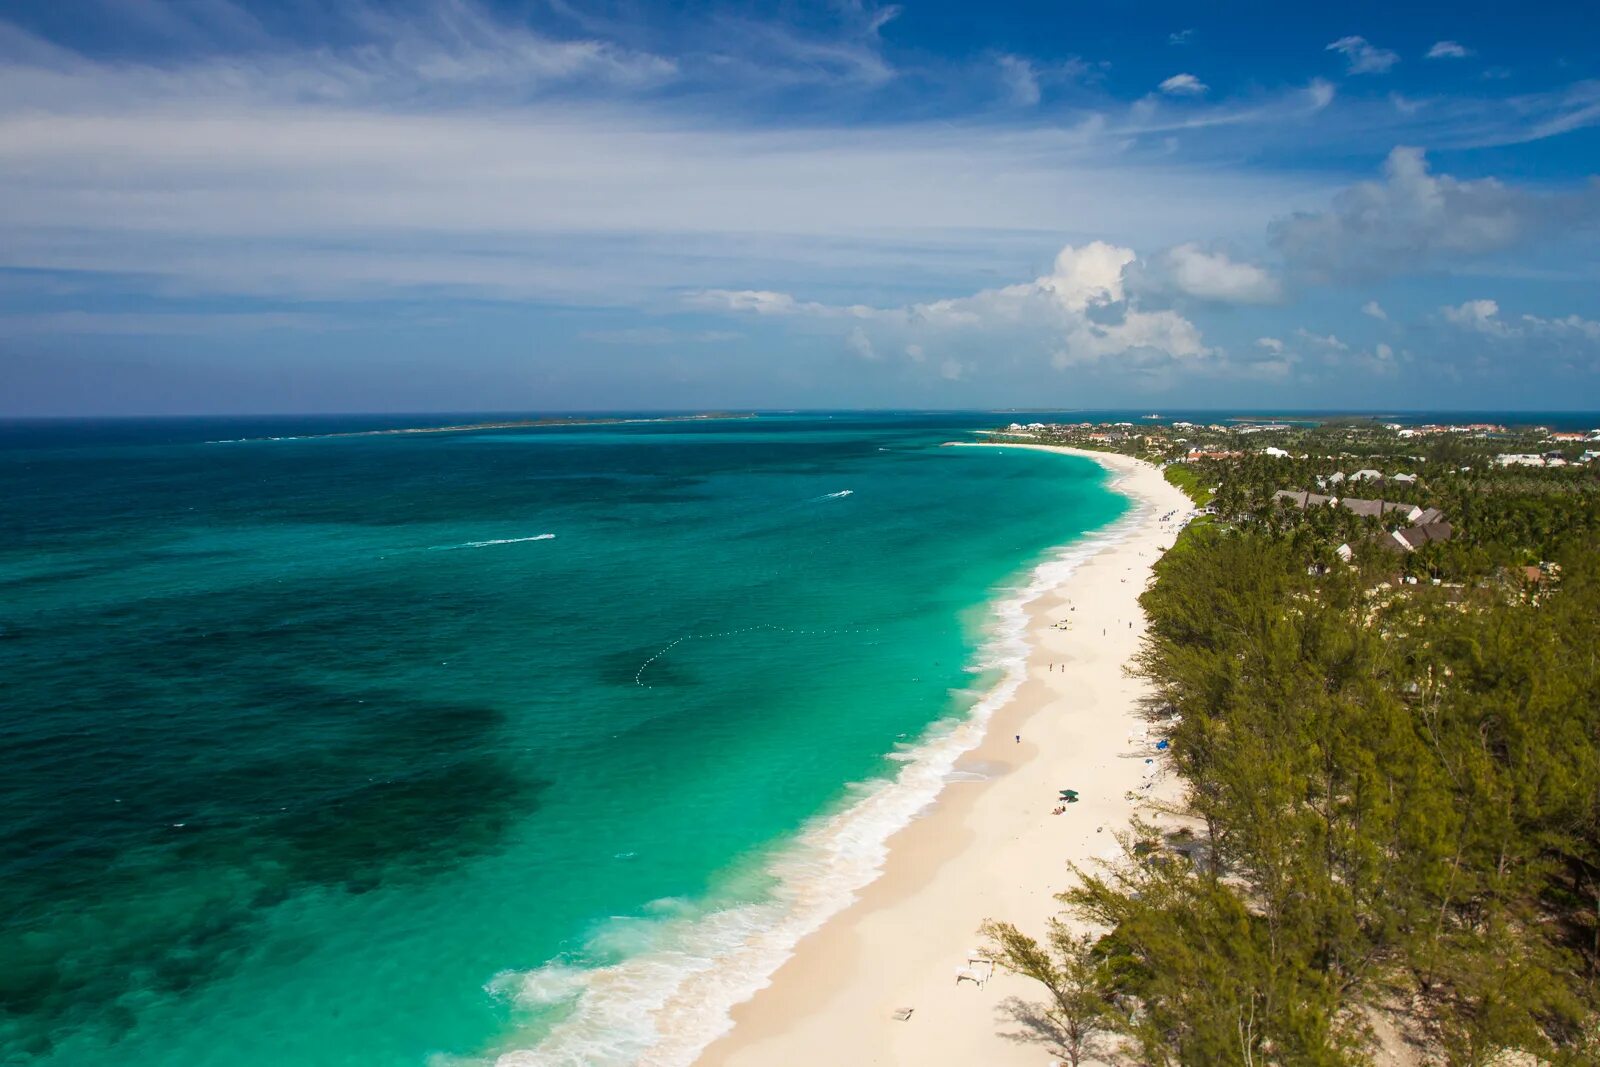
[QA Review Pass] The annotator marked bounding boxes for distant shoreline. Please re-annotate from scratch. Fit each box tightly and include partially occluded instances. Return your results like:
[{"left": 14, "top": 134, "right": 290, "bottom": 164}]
[{"left": 208, "top": 412, "right": 754, "bottom": 443}]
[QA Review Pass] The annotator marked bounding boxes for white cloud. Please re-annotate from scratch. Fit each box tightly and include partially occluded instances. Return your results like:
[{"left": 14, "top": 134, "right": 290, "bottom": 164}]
[
  {"left": 692, "top": 290, "right": 805, "bottom": 315},
  {"left": 693, "top": 241, "right": 1218, "bottom": 375},
  {"left": 1256, "top": 336, "right": 1284, "bottom": 353},
  {"left": 1159, "top": 73, "right": 1208, "bottom": 96},
  {"left": 1270, "top": 146, "right": 1600, "bottom": 281},
  {"left": 0, "top": 41, "right": 1318, "bottom": 308},
  {"left": 1536, "top": 314, "right": 1600, "bottom": 341},
  {"left": 1038, "top": 242, "right": 1137, "bottom": 310},
  {"left": 1296, "top": 328, "right": 1349, "bottom": 351},
  {"left": 1326, "top": 36, "right": 1400, "bottom": 75},
  {"left": 1442, "top": 298, "right": 1507, "bottom": 333},
  {"left": 1168, "top": 29, "right": 1195, "bottom": 46},
  {"left": 1389, "top": 92, "right": 1427, "bottom": 115},
  {"left": 1362, "top": 300, "right": 1388, "bottom": 320},
  {"left": 996, "top": 54, "right": 1041, "bottom": 106},
  {"left": 1427, "top": 41, "right": 1472, "bottom": 60},
  {"left": 1158, "top": 243, "right": 1280, "bottom": 303},
  {"left": 1442, "top": 299, "right": 1600, "bottom": 342},
  {"left": 1306, "top": 78, "right": 1337, "bottom": 110}
]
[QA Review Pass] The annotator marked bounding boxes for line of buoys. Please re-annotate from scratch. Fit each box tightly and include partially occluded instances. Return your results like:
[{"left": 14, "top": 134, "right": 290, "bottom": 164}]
[{"left": 634, "top": 623, "right": 880, "bottom": 687}]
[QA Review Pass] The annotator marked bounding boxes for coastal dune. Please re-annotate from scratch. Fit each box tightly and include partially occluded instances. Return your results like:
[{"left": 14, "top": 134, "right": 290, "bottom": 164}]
[{"left": 692, "top": 444, "right": 1193, "bottom": 1067}]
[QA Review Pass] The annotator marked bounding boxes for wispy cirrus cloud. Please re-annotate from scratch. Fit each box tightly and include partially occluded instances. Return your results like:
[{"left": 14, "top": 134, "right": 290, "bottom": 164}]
[
  {"left": 1158, "top": 73, "right": 1207, "bottom": 96},
  {"left": 0, "top": 4, "right": 1329, "bottom": 310},
  {"left": 1326, "top": 35, "right": 1400, "bottom": 75},
  {"left": 1427, "top": 40, "right": 1472, "bottom": 60},
  {"left": 996, "top": 53, "right": 1041, "bottom": 105}
]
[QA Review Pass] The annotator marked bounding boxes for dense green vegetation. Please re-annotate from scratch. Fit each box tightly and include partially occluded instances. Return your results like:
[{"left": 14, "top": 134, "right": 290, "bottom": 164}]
[
  {"left": 1191, "top": 453, "right": 1600, "bottom": 580},
  {"left": 987, "top": 426, "right": 1600, "bottom": 1066},
  {"left": 1161, "top": 464, "right": 1212, "bottom": 507}
]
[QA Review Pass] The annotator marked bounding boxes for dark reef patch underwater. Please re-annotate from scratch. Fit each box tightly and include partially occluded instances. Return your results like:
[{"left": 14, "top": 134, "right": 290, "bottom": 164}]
[{"left": 0, "top": 412, "right": 1126, "bottom": 1066}]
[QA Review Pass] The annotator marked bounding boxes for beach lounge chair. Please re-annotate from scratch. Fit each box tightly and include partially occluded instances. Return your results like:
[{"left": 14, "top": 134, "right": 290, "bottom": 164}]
[{"left": 891, "top": 1006, "right": 914, "bottom": 1021}]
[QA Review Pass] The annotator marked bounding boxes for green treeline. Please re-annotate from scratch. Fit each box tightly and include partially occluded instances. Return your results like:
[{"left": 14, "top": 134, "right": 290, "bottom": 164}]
[
  {"left": 1192, "top": 453, "right": 1600, "bottom": 580},
  {"left": 988, "top": 526, "right": 1600, "bottom": 1065}
]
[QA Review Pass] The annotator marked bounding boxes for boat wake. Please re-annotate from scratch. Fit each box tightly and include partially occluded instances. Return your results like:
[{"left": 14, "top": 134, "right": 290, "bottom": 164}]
[{"left": 432, "top": 535, "right": 556, "bottom": 550}]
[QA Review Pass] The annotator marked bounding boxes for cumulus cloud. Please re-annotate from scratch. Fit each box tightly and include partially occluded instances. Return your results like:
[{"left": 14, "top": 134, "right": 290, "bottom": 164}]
[
  {"left": 1442, "top": 299, "right": 1600, "bottom": 343},
  {"left": 1269, "top": 146, "right": 1600, "bottom": 281},
  {"left": 1326, "top": 36, "right": 1400, "bottom": 75},
  {"left": 1158, "top": 73, "right": 1208, "bottom": 96},
  {"left": 1306, "top": 78, "right": 1337, "bottom": 110},
  {"left": 1426, "top": 41, "right": 1472, "bottom": 59},
  {"left": 1256, "top": 336, "right": 1285, "bottom": 353},
  {"left": 1155, "top": 243, "right": 1281, "bottom": 303},
  {"left": 1362, "top": 300, "right": 1388, "bottom": 320},
  {"left": 1442, "top": 298, "right": 1506, "bottom": 333},
  {"left": 692, "top": 241, "right": 1219, "bottom": 375}
]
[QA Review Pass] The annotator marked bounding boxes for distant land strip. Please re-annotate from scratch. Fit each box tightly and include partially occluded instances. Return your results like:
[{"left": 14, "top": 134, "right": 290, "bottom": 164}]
[{"left": 209, "top": 412, "right": 754, "bottom": 444}]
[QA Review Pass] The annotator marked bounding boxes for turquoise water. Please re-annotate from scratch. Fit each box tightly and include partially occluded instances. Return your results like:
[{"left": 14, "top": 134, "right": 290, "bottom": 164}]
[{"left": 0, "top": 413, "right": 1126, "bottom": 1066}]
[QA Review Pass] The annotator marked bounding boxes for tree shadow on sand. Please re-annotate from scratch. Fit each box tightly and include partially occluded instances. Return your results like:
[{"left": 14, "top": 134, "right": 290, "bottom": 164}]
[
  {"left": 993, "top": 995, "right": 1118, "bottom": 1067},
  {"left": 994, "top": 996, "right": 1073, "bottom": 1059}
]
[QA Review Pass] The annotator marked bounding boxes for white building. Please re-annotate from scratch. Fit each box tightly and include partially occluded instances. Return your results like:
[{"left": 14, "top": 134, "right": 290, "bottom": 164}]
[{"left": 1496, "top": 454, "right": 1547, "bottom": 467}]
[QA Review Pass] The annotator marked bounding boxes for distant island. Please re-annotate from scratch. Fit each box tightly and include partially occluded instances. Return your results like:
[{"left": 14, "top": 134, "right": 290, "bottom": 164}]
[{"left": 211, "top": 412, "right": 754, "bottom": 443}]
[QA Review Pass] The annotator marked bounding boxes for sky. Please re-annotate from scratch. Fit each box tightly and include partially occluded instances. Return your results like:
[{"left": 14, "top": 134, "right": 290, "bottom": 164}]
[{"left": 1, "top": 0, "right": 1598, "bottom": 415}]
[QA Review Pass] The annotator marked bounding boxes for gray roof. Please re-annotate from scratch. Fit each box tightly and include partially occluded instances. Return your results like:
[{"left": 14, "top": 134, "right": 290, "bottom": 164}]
[
  {"left": 1274, "top": 490, "right": 1338, "bottom": 508},
  {"left": 1340, "top": 497, "right": 1415, "bottom": 518},
  {"left": 1414, "top": 507, "right": 1445, "bottom": 526},
  {"left": 1395, "top": 522, "right": 1454, "bottom": 549}
]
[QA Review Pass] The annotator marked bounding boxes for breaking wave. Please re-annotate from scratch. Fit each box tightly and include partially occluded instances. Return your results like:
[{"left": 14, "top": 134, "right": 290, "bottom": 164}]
[{"left": 487, "top": 489, "right": 1150, "bottom": 1067}]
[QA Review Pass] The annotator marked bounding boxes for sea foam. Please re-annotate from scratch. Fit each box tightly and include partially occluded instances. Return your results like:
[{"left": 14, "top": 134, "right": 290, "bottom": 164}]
[{"left": 489, "top": 489, "right": 1150, "bottom": 1067}]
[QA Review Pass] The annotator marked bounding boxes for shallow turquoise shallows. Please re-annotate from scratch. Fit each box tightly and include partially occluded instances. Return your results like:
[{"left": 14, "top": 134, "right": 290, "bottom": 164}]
[{"left": 0, "top": 412, "right": 1126, "bottom": 1066}]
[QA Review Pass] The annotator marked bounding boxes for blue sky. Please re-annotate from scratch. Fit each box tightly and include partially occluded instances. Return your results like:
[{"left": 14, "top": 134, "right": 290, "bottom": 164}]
[{"left": 1, "top": 0, "right": 1598, "bottom": 414}]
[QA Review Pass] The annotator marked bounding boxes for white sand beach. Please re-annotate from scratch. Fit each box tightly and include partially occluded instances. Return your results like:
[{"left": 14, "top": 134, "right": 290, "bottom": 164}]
[{"left": 693, "top": 444, "right": 1193, "bottom": 1067}]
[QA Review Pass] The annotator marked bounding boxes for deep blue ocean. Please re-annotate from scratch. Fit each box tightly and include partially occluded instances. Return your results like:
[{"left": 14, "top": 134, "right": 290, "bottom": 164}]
[{"left": 2, "top": 408, "right": 1593, "bottom": 1066}]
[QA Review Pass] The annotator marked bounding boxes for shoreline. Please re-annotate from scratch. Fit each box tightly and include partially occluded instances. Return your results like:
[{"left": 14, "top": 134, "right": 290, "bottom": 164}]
[{"left": 690, "top": 443, "right": 1193, "bottom": 1067}]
